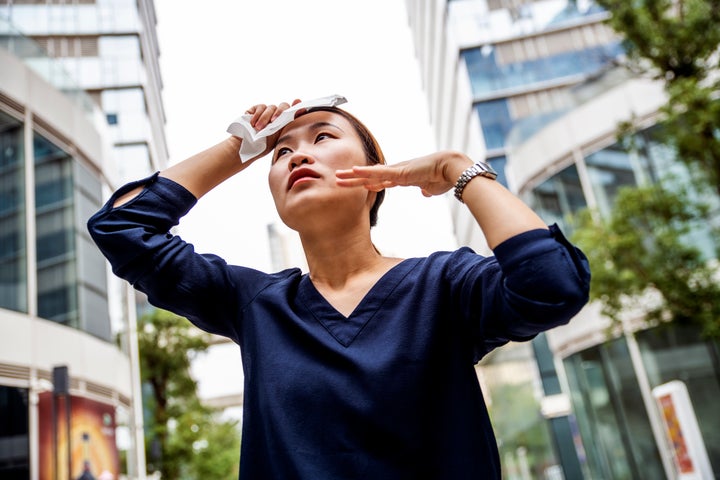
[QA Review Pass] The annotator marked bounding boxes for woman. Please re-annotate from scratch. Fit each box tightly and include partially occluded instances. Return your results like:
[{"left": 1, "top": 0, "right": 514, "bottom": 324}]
[{"left": 88, "top": 99, "right": 590, "bottom": 479}]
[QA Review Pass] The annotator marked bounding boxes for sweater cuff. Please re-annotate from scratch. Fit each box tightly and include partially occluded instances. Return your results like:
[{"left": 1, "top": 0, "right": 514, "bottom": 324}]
[
  {"left": 102, "top": 172, "right": 198, "bottom": 218},
  {"left": 492, "top": 224, "right": 574, "bottom": 270}
]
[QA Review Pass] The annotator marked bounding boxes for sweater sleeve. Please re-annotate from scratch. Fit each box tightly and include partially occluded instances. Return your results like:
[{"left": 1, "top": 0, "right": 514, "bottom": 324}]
[
  {"left": 86, "top": 173, "right": 271, "bottom": 341},
  {"left": 466, "top": 224, "right": 591, "bottom": 360}
]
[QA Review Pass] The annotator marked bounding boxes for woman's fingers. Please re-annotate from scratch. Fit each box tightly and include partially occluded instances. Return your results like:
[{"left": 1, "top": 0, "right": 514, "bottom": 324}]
[
  {"left": 336, "top": 156, "right": 455, "bottom": 197},
  {"left": 336, "top": 164, "right": 410, "bottom": 186},
  {"left": 270, "top": 102, "right": 290, "bottom": 122},
  {"left": 245, "top": 99, "right": 302, "bottom": 130}
]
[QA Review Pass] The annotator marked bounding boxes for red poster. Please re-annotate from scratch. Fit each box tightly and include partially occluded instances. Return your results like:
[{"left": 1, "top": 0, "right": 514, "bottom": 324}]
[{"left": 38, "top": 392, "right": 120, "bottom": 480}]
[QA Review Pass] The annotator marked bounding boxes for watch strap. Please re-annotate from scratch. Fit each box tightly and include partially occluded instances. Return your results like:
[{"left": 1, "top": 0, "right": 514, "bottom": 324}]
[{"left": 453, "top": 161, "right": 498, "bottom": 203}]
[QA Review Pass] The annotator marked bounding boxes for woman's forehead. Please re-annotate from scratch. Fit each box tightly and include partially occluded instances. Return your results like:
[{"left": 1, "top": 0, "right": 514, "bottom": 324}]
[{"left": 280, "top": 109, "right": 350, "bottom": 136}]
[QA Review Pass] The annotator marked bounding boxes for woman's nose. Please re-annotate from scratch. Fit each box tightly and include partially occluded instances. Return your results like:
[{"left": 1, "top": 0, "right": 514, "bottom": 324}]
[{"left": 289, "top": 153, "right": 313, "bottom": 170}]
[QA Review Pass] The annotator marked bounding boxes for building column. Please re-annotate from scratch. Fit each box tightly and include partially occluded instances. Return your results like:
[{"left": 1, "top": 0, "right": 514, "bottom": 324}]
[{"left": 623, "top": 326, "right": 677, "bottom": 479}]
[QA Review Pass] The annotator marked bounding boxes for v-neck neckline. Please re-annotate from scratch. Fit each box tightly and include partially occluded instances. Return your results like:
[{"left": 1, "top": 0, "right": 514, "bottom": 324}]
[{"left": 297, "top": 257, "right": 420, "bottom": 347}]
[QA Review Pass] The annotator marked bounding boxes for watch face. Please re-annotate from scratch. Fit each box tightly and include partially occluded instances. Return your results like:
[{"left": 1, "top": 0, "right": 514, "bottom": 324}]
[{"left": 478, "top": 161, "right": 497, "bottom": 174}]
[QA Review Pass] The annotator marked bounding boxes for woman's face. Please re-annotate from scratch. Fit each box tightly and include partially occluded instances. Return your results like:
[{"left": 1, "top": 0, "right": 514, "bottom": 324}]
[{"left": 268, "top": 110, "right": 373, "bottom": 231}]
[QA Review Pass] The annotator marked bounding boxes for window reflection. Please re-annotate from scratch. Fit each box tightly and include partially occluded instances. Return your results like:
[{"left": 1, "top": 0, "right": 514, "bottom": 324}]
[
  {"left": 0, "top": 111, "right": 27, "bottom": 313},
  {"left": 476, "top": 100, "right": 512, "bottom": 150},
  {"left": 584, "top": 142, "right": 649, "bottom": 218},
  {"left": 463, "top": 42, "right": 623, "bottom": 98},
  {"left": 563, "top": 339, "right": 664, "bottom": 479},
  {"left": 34, "top": 133, "right": 77, "bottom": 326},
  {"left": 526, "top": 163, "right": 586, "bottom": 232}
]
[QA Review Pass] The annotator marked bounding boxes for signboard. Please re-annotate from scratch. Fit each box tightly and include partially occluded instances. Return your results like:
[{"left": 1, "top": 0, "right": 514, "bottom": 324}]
[
  {"left": 652, "top": 381, "right": 714, "bottom": 480},
  {"left": 38, "top": 392, "right": 120, "bottom": 480}
]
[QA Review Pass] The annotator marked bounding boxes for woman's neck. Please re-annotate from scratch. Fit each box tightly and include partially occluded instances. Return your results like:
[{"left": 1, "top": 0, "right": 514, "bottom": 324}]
[{"left": 300, "top": 227, "right": 385, "bottom": 288}]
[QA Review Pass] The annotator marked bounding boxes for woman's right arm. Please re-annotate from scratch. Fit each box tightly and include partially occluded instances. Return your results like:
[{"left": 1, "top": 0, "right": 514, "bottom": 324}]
[
  {"left": 88, "top": 101, "right": 297, "bottom": 338},
  {"left": 113, "top": 100, "right": 298, "bottom": 207}
]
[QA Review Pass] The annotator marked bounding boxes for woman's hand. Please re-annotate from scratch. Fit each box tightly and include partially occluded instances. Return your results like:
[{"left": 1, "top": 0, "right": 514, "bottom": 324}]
[
  {"left": 244, "top": 99, "right": 303, "bottom": 159},
  {"left": 335, "top": 151, "right": 472, "bottom": 197}
]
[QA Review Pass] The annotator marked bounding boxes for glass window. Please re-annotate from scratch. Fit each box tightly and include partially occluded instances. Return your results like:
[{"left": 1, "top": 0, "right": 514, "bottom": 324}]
[
  {"left": 0, "top": 386, "right": 30, "bottom": 478},
  {"left": 98, "top": 2, "right": 140, "bottom": 32},
  {"left": 476, "top": 99, "right": 513, "bottom": 150},
  {"left": 637, "top": 324, "right": 720, "bottom": 475},
  {"left": 463, "top": 42, "right": 624, "bottom": 98},
  {"left": 564, "top": 338, "right": 664, "bottom": 479},
  {"left": 99, "top": 35, "right": 140, "bottom": 59},
  {"left": 34, "top": 133, "right": 77, "bottom": 327},
  {"left": 102, "top": 88, "right": 149, "bottom": 143},
  {"left": 586, "top": 127, "right": 719, "bottom": 257},
  {"left": 0, "top": 111, "right": 27, "bottom": 313},
  {"left": 584, "top": 141, "right": 650, "bottom": 218},
  {"left": 526, "top": 163, "right": 587, "bottom": 232}
]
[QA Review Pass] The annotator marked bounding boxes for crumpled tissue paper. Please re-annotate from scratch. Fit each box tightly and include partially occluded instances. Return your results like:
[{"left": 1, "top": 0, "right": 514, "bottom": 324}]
[{"left": 226, "top": 94, "right": 347, "bottom": 163}]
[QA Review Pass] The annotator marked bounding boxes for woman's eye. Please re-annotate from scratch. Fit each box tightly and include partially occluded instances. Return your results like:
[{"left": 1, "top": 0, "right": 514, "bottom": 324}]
[
  {"left": 276, "top": 147, "right": 291, "bottom": 157},
  {"left": 315, "top": 133, "right": 331, "bottom": 143}
]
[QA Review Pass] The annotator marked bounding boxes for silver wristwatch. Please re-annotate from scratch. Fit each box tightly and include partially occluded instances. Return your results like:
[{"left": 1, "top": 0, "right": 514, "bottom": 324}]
[{"left": 453, "top": 161, "right": 498, "bottom": 203}]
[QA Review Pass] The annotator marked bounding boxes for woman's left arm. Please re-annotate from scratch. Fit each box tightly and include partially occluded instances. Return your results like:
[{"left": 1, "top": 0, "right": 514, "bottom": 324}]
[
  {"left": 336, "top": 150, "right": 546, "bottom": 249},
  {"left": 338, "top": 150, "right": 590, "bottom": 349}
]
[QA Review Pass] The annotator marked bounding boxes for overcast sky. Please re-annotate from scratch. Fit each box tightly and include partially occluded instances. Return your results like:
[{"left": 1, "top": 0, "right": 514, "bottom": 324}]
[
  {"left": 153, "top": 0, "right": 458, "bottom": 268},
  {"left": 153, "top": 0, "right": 460, "bottom": 400}
]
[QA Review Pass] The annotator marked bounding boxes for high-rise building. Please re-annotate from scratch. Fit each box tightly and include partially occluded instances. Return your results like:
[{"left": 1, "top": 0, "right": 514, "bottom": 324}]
[
  {"left": 407, "top": 1, "right": 720, "bottom": 479},
  {"left": 0, "top": 0, "right": 167, "bottom": 184},
  {"left": 0, "top": 0, "right": 167, "bottom": 478}
]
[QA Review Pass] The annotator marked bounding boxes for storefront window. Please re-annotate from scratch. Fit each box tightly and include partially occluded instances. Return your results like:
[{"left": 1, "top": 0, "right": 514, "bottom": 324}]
[
  {"left": 0, "top": 385, "right": 30, "bottom": 478},
  {"left": 637, "top": 324, "right": 720, "bottom": 475},
  {"left": 564, "top": 338, "right": 665, "bottom": 479},
  {"left": 0, "top": 111, "right": 27, "bottom": 313}
]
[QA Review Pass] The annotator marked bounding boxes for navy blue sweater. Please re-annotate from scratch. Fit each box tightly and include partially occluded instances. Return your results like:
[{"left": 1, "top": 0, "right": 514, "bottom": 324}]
[{"left": 87, "top": 173, "right": 590, "bottom": 479}]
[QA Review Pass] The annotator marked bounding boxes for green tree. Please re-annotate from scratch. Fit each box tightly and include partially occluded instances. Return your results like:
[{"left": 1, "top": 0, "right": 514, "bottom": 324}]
[
  {"left": 138, "top": 309, "right": 241, "bottom": 479},
  {"left": 569, "top": 1, "right": 720, "bottom": 339},
  {"left": 186, "top": 418, "right": 241, "bottom": 479},
  {"left": 595, "top": 0, "right": 720, "bottom": 194},
  {"left": 571, "top": 184, "right": 720, "bottom": 337}
]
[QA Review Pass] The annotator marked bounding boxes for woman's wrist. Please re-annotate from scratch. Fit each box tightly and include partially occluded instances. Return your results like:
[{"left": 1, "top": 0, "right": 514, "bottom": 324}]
[
  {"left": 225, "top": 135, "right": 243, "bottom": 155},
  {"left": 442, "top": 151, "right": 474, "bottom": 184}
]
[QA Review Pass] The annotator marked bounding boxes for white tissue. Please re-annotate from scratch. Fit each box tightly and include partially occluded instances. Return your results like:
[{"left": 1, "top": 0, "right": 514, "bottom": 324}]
[{"left": 226, "top": 94, "right": 348, "bottom": 163}]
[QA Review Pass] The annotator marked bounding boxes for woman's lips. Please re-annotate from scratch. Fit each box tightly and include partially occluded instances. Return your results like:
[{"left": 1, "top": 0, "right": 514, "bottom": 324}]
[{"left": 287, "top": 168, "right": 321, "bottom": 190}]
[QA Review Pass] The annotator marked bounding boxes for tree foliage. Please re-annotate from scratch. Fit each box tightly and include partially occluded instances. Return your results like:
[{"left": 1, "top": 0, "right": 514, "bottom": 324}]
[
  {"left": 571, "top": 184, "right": 720, "bottom": 337},
  {"left": 596, "top": 0, "right": 720, "bottom": 193},
  {"left": 138, "top": 309, "right": 240, "bottom": 479},
  {"left": 569, "top": 0, "right": 720, "bottom": 338}
]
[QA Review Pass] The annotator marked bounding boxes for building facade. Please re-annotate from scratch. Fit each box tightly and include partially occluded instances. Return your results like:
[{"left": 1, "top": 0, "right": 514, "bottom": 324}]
[
  {"left": 406, "top": 0, "right": 720, "bottom": 478},
  {"left": 1, "top": 1, "right": 167, "bottom": 478}
]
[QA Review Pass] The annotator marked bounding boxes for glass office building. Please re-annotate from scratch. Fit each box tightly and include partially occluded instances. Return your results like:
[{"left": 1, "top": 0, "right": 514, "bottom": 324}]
[
  {"left": 0, "top": 0, "right": 168, "bottom": 185},
  {"left": 406, "top": 0, "right": 720, "bottom": 478},
  {"left": 0, "top": 0, "right": 166, "bottom": 477}
]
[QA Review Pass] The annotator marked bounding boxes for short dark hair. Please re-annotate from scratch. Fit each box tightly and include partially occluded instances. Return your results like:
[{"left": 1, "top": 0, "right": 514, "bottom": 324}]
[{"left": 305, "top": 106, "right": 386, "bottom": 227}]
